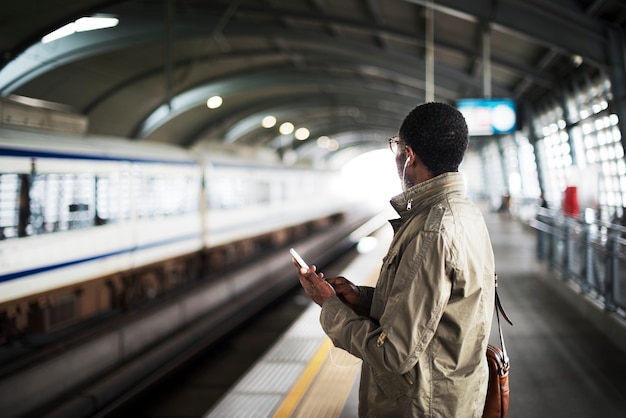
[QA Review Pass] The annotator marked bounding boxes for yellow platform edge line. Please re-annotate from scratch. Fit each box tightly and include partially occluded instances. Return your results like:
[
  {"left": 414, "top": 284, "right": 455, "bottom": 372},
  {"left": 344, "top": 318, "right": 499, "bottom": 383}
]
[{"left": 272, "top": 338, "right": 333, "bottom": 418}]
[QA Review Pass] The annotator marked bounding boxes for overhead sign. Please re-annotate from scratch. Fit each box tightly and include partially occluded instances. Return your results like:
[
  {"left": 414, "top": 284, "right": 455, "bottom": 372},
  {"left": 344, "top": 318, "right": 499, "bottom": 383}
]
[{"left": 456, "top": 98, "right": 517, "bottom": 136}]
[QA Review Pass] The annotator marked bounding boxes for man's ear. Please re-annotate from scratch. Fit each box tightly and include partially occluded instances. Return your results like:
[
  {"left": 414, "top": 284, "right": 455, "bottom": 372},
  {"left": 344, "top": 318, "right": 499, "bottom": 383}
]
[
  {"left": 411, "top": 151, "right": 435, "bottom": 181},
  {"left": 405, "top": 145, "right": 416, "bottom": 165}
]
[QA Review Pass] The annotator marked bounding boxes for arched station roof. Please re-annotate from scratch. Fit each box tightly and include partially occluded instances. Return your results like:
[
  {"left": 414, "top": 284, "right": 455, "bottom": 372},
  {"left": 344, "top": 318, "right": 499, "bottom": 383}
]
[{"left": 1, "top": 0, "right": 625, "bottom": 165}]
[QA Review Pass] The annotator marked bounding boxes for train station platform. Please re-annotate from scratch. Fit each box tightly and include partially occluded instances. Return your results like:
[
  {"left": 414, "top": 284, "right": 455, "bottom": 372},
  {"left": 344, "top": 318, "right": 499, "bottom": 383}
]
[{"left": 205, "top": 207, "right": 626, "bottom": 418}]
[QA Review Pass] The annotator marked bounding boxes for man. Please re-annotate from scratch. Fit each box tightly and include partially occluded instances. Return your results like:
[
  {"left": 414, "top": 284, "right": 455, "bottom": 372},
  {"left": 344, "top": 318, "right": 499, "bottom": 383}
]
[{"left": 294, "top": 102, "right": 495, "bottom": 417}]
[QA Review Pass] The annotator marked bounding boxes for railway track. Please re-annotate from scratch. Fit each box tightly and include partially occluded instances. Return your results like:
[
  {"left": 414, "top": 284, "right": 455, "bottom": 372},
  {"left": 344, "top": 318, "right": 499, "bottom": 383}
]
[{"left": 102, "top": 246, "right": 359, "bottom": 418}]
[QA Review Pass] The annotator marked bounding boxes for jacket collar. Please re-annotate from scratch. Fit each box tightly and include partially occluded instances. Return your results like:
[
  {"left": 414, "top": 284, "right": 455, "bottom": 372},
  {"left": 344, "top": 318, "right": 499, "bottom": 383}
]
[{"left": 390, "top": 172, "right": 466, "bottom": 219}]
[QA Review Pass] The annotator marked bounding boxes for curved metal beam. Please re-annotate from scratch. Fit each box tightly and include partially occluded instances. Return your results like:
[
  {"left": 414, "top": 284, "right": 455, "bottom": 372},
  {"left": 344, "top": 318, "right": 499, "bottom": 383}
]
[{"left": 401, "top": 0, "right": 609, "bottom": 67}]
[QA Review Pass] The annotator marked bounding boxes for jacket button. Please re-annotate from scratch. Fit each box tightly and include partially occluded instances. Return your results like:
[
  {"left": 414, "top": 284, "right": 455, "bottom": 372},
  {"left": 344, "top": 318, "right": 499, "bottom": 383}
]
[{"left": 376, "top": 331, "right": 387, "bottom": 346}]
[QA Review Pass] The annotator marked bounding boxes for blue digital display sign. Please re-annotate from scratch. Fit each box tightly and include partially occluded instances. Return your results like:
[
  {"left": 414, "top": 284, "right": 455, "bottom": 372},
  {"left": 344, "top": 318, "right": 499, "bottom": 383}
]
[{"left": 456, "top": 98, "right": 517, "bottom": 136}]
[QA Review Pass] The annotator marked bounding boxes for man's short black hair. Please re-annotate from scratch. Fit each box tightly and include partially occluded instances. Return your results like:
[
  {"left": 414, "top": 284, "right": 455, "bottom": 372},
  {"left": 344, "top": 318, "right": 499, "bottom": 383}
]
[{"left": 399, "top": 102, "right": 469, "bottom": 176}]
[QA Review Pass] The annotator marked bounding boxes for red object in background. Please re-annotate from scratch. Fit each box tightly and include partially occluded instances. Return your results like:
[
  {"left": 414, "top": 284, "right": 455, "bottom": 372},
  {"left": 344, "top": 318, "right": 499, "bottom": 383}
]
[{"left": 563, "top": 186, "right": 579, "bottom": 217}]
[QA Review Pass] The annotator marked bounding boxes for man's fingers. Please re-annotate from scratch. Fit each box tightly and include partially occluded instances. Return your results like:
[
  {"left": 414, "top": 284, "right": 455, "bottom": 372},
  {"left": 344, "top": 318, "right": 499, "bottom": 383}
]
[{"left": 299, "top": 265, "right": 323, "bottom": 280}]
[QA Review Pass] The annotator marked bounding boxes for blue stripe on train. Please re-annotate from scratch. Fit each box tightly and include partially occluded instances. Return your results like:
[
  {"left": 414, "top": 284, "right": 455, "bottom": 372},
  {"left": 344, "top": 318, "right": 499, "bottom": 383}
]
[
  {"left": 0, "top": 233, "right": 201, "bottom": 283},
  {"left": 0, "top": 146, "right": 198, "bottom": 165}
]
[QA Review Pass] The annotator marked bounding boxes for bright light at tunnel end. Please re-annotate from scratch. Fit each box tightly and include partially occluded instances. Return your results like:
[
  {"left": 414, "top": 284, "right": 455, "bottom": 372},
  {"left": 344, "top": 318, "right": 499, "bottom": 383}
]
[{"left": 341, "top": 148, "right": 401, "bottom": 210}]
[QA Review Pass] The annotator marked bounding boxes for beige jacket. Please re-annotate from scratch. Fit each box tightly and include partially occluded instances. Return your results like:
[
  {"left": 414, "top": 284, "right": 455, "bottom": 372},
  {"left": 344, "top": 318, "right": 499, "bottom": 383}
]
[{"left": 321, "top": 172, "right": 495, "bottom": 417}]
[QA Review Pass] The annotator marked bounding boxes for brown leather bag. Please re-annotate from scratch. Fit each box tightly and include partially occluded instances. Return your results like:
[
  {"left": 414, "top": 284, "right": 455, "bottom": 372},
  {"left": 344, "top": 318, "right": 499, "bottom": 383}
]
[{"left": 483, "top": 275, "right": 512, "bottom": 418}]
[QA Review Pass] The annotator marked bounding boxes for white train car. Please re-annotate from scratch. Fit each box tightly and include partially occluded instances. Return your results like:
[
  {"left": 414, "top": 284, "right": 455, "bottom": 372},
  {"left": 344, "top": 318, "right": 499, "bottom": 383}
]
[
  {"left": 0, "top": 128, "right": 347, "bottom": 342},
  {"left": 0, "top": 129, "right": 204, "bottom": 335},
  {"left": 203, "top": 156, "right": 344, "bottom": 249}
]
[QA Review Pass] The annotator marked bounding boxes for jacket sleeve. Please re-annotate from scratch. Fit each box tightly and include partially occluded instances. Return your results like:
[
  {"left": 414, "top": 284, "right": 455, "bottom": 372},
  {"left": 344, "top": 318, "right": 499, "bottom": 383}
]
[
  {"left": 320, "top": 227, "right": 452, "bottom": 376},
  {"left": 353, "top": 285, "right": 374, "bottom": 316}
]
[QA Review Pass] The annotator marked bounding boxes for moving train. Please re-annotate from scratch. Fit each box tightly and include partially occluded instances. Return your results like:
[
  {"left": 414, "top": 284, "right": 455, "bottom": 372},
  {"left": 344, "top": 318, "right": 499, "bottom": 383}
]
[{"left": 0, "top": 127, "right": 349, "bottom": 344}]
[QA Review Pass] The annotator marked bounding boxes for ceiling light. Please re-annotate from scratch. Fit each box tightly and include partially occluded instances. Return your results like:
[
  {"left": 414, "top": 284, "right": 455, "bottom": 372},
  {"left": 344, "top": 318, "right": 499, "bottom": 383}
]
[
  {"left": 317, "top": 136, "right": 330, "bottom": 148},
  {"left": 262, "top": 116, "right": 276, "bottom": 128},
  {"left": 318, "top": 135, "right": 338, "bottom": 150},
  {"left": 295, "top": 127, "right": 310, "bottom": 140},
  {"left": 42, "top": 25, "right": 75, "bottom": 43},
  {"left": 279, "top": 122, "right": 294, "bottom": 135},
  {"left": 75, "top": 17, "right": 119, "bottom": 32},
  {"left": 206, "top": 95, "right": 223, "bottom": 109},
  {"left": 42, "top": 16, "right": 119, "bottom": 43}
]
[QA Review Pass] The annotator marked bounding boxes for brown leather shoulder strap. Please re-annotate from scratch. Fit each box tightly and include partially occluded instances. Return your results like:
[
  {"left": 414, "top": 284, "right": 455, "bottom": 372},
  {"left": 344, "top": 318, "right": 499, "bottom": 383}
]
[
  {"left": 495, "top": 275, "right": 513, "bottom": 326},
  {"left": 494, "top": 274, "right": 513, "bottom": 365}
]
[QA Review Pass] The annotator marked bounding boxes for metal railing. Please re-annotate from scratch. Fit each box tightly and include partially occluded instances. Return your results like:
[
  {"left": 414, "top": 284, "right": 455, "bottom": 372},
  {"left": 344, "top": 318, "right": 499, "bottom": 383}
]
[{"left": 531, "top": 207, "right": 626, "bottom": 318}]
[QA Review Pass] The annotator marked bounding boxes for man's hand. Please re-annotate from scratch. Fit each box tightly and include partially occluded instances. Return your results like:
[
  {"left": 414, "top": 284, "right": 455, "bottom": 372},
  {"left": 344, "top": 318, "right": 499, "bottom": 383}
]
[
  {"left": 293, "top": 261, "right": 335, "bottom": 306},
  {"left": 326, "top": 276, "right": 360, "bottom": 309}
]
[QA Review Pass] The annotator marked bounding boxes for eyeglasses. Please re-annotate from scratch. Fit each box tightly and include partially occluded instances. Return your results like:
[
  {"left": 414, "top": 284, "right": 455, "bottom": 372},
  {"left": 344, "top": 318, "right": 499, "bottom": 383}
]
[{"left": 388, "top": 136, "right": 404, "bottom": 154}]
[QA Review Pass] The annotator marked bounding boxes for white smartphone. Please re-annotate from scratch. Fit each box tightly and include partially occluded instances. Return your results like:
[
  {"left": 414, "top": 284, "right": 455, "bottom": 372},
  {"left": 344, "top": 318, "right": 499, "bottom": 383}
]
[{"left": 289, "top": 248, "right": 309, "bottom": 269}]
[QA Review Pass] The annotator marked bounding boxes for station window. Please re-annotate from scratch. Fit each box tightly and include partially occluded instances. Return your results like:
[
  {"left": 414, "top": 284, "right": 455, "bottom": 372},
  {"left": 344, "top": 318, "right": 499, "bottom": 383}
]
[
  {"left": 515, "top": 135, "right": 541, "bottom": 200},
  {"left": 577, "top": 113, "right": 625, "bottom": 220},
  {"left": 480, "top": 141, "right": 506, "bottom": 209},
  {"left": 534, "top": 73, "right": 623, "bottom": 221},
  {"left": 535, "top": 125, "right": 570, "bottom": 207}
]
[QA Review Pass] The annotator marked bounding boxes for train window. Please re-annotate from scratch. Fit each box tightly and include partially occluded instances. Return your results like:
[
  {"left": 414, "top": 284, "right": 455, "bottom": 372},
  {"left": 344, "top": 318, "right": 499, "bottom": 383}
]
[
  {"left": 0, "top": 174, "right": 20, "bottom": 240},
  {"left": 205, "top": 168, "right": 301, "bottom": 210},
  {"left": 256, "top": 180, "right": 270, "bottom": 204},
  {"left": 136, "top": 173, "right": 199, "bottom": 218},
  {"left": 95, "top": 171, "right": 131, "bottom": 224},
  {"left": 174, "top": 175, "right": 200, "bottom": 214},
  {"left": 273, "top": 181, "right": 286, "bottom": 203},
  {"left": 205, "top": 177, "right": 221, "bottom": 210},
  {"left": 0, "top": 170, "right": 127, "bottom": 239},
  {"left": 207, "top": 174, "right": 246, "bottom": 210},
  {"left": 29, "top": 173, "right": 97, "bottom": 234}
]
